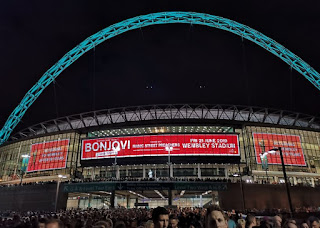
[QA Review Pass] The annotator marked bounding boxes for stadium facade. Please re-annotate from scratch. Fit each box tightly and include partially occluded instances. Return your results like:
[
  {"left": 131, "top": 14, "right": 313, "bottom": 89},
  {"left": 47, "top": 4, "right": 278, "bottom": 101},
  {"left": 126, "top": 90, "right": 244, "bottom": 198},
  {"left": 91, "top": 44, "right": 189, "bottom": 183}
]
[{"left": 0, "top": 104, "right": 320, "bottom": 210}]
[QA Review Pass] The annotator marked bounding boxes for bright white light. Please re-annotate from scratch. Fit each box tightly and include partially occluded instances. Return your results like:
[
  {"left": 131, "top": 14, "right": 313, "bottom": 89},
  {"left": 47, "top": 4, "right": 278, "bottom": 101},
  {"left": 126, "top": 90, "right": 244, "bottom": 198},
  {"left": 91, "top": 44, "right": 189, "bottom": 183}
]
[
  {"left": 58, "top": 175, "right": 67, "bottom": 178},
  {"left": 165, "top": 146, "right": 173, "bottom": 152},
  {"left": 180, "top": 190, "right": 185, "bottom": 196},
  {"left": 129, "top": 190, "right": 148, "bottom": 199},
  {"left": 21, "top": 154, "right": 30, "bottom": 158},
  {"left": 260, "top": 149, "right": 278, "bottom": 159},
  {"left": 154, "top": 190, "right": 165, "bottom": 199},
  {"left": 202, "top": 190, "right": 212, "bottom": 195}
]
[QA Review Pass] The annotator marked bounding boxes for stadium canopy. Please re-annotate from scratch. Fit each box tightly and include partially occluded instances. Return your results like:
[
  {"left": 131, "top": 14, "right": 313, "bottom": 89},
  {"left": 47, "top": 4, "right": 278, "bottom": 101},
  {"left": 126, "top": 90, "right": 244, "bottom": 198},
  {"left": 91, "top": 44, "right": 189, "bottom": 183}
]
[{"left": 8, "top": 104, "right": 320, "bottom": 142}]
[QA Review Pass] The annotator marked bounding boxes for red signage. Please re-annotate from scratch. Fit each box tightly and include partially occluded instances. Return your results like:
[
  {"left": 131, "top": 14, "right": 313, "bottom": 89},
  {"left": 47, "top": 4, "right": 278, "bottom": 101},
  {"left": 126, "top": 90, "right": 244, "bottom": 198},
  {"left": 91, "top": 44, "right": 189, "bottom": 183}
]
[
  {"left": 81, "top": 134, "right": 239, "bottom": 160},
  {"left": 27, "top": 139, "right": 70, "bottom": 172},
  {"left": 253, "top": 133, "right": 306, "bottom": 166}
]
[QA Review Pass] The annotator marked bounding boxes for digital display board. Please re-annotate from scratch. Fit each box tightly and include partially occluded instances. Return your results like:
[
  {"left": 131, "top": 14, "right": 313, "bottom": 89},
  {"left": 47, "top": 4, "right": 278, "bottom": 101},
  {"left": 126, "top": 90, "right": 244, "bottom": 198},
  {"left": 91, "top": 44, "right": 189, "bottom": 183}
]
[
  {"left": 27, "top": 139, "right": 70, "bottom": 172},
  {"left": 81, "top": 134, "right": 239, "bottom": 160},
  {"left": 253, "top": 133, "right": 306, "bottom": 166}
]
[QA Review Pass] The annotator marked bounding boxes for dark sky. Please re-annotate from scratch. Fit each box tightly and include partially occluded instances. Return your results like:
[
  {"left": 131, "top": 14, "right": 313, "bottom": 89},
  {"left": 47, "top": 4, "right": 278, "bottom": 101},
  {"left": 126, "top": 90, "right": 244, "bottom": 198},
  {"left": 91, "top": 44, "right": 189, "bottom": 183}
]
[{"left": 1, "top": 0, "right": 320, "bottom": 134}]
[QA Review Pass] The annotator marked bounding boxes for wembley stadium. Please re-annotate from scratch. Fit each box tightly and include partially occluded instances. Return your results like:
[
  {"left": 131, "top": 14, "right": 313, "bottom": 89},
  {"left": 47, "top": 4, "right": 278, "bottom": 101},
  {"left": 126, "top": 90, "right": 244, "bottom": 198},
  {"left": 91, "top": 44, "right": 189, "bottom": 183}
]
[
  {"left": 0, "top": 104, "right": 319, "bottom": 211},
  {"left": 1, "top": 9, "right": 320, "bottom": 216}
]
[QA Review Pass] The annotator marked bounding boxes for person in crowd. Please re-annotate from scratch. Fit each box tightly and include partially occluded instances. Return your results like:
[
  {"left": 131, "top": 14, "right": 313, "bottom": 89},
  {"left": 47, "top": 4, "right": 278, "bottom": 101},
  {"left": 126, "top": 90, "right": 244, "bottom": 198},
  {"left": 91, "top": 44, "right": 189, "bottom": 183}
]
[
  {"left": 146, "top": 220, "right": 155, "bottom": 228},
  {"left": 39, "top": 217, "right": 48, "bottom": 228},
  {"left": 273, "top": 215, "right": 282, "bottom": 228},
  {"left": 301, "top": 221, "right": 310, "bottom": 228},
  {"left": 45, "top": 218, "right": 65, "bottom": 228},
  {"left": 205, "top": 205, "right": 228, "bottom": 228},
  {"left": 237, "top": 218, "right": 245, "bottom": 228},
  {"left": 308, "top": 216, "right": 320, "bottom": 228},
  {"left": 114, "top": 220, "right": 127, "bottom": 228},
  {"left": 245, "top": 214, "right": 256, "bottom": 228},
  {"left": 152, "top": 207, "right": 169, "bottom": 228},
  {"left": 227, "top": 212, "right": 236, "bottom": 228},
  {"left": 95, "top": 220, "right": 112, "bottom": 228},
  {"left": 283, "top": 219, "right": 298, "bottom": 228},
  {"left": 169, "top": 214, "right": 179, "bottom": 228},
  {"left": 105, "top": 218, "right": 113, "bottom": 228}
]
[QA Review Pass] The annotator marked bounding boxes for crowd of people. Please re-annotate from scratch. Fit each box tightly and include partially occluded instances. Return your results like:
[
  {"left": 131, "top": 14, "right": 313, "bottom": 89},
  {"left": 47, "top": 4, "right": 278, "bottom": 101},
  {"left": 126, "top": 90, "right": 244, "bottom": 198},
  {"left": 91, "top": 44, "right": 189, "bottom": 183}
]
[
  {"left": 1, "top": 206, "right": 320, "bottom": 228},
  {"left": 2, "top": 176, "right": 319, "bottom": 188},
  {"left": 72, "top": 177, "right": 232, "bottom": 183}
]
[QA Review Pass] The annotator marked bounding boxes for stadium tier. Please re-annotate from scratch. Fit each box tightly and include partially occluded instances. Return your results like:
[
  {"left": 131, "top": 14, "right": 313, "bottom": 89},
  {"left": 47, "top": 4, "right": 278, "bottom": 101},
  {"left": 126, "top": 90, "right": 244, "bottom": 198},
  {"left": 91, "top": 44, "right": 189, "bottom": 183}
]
[{"left": 0, "top": 104, "right": 319, "bottom": 211}]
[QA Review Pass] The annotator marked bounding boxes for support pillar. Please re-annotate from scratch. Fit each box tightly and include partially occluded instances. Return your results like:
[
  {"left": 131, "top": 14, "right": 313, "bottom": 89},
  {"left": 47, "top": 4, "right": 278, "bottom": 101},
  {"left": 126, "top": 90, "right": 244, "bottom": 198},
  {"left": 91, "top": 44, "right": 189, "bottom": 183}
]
[
  {"left": 293, "top": 176, "right": 297, "bottom": 186},
  {"left": 126, "top": 195, "right": 130, "bottom": 208},
  {"left": 170, "top": 165, "right": 174, "bottom": 178},
  {"left": 198, "top": 164, "right": 201, "bottom": 178},
  {"left": 200, "top": 195, "right": 203, "bottom": 207},
  {"left": 168, "top": 189, "right": 172, "bottom": 206},
  {"left": 143, "top": 165, "right": 146, "bottom": 178},
  {"left": 274, "top": 176, "right": 278, "bottom": 183},
  {"left": 110, "top": 191, "right": 115, "bottom": 208},
  {"left": 311, "top": 178, "right": 315, "bottom": 187},
  {"left": 91, "top": 168, "right": 95, "bottom": 180},
  {"left": 77, "top": 196, "right": 81, "bottom": 209},
  {"left": 225, "top": 167, "right": 228, "bottom": 179},
  {"left": 88, "top": 194, "right": 92, "bottom": 208},
  {"left": 116, "top": 166, "right": 120, "bottom": 179},
  {"left": 212, "top": 193, "right": 216, "bottom": 205}
]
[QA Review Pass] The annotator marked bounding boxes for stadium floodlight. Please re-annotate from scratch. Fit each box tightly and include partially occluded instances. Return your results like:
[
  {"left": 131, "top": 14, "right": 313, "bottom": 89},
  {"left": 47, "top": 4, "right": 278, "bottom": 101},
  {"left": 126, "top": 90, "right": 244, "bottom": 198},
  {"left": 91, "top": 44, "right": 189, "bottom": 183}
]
[
  {"left": 58, "top": 174, "right": 67, "bottom": 178},
  {"left": 260, "top": 148, "right": 278, "bottom": 182},
  {"left": 19, "top": 154, "right": 31, "bottom": 185},
  {"left": 260, "top": 149, "right": 277, "bottom": 159},
  {"left": 21, "top": 154, "right": 30, "bottom": 158}
]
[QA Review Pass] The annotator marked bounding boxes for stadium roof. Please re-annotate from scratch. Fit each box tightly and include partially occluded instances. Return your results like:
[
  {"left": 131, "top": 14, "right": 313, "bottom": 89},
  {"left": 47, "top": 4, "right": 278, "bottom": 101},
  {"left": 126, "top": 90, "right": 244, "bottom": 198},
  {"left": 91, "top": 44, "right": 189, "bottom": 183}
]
[{"left": 7, "top": 104, "right": 320, "bottom": 143}]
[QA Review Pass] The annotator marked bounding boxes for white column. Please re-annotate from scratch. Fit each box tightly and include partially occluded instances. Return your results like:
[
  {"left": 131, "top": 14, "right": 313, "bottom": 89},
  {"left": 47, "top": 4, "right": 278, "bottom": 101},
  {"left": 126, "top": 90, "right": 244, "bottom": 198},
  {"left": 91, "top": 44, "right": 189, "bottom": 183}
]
[
  {"left": 200, "top": 195, "right": 203, "bottom": 207},
  {"left": 274, "top": 176, "right": 278, "bottom": 183},
  {"left": 170, "top": 165, "right": 174, "bottom": 178},
  {"left": 91, "top": 168, "right": 95, "bottom": 180},
  {"left": 143, "top": 165, "right": 146, "bottom": 178},
  {"left": 225, "top": 166, "right": 228, "bottom": 179},
  {"left": 293, "top": 176, "right": 297, "bottom": 185},
  {"left": 114, "top": 195, "right": 118, "bottom": 208},
  {"left": 116, "top": 166, "right": 120, "bottom": 179},
  {"left": 311, "top": 178, "right": 315, "bottom": 187},
  {"left": 198, "top": 164, "right": 201, "bottom": 178}
]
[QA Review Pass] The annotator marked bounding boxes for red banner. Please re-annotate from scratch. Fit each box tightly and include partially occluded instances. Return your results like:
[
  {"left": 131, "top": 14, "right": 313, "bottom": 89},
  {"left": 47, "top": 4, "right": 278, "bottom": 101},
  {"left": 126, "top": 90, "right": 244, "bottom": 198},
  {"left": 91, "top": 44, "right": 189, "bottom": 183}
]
[
  {"left": 27, "top": 139, "right": 69, "bottom": 172},
  {"left": 81, "top": 134, "right": 239, "bottom": 160},
  {"left": 253, "top": 133, "right": 306, "bottom": 166}
]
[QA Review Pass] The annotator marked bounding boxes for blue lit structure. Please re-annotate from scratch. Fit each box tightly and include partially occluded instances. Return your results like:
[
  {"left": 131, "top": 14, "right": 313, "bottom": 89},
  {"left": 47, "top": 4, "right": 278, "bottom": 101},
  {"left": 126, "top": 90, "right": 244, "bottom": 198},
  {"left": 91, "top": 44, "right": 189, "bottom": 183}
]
[{"left": 1, "top": 11, "right": 320, "bottom": 145}]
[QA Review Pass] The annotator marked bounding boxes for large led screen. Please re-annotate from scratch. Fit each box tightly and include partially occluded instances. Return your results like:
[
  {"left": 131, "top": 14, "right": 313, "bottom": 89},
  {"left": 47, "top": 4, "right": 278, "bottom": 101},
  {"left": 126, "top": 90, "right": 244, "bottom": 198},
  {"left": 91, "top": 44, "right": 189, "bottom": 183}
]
[
  {"left": 27, "top": 139, "right": 70, "bottom": 172},
  {"left": 253, "top": 133, "right": 306, "bottom": 166},
  {"left": 81, "top": 134, "right": 240, "bottom": 160}
]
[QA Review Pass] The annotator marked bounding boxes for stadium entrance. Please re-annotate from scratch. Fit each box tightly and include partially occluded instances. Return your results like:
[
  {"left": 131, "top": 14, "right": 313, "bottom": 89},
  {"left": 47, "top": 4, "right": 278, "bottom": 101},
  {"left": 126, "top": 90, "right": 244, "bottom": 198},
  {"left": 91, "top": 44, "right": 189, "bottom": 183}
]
[{"left": 64, "top": 181, "right": 225, "bottom": 209}]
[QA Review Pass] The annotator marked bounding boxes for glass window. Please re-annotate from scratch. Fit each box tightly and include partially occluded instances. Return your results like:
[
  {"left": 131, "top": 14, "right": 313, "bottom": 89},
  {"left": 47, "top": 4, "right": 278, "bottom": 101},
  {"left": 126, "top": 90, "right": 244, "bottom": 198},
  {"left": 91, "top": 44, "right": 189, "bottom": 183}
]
[
  {"left": 173, "top": 168, "right": 197, "bottom": 177},
  {"left": 156, "top": 168, "right": 169, "bottom": 177}
]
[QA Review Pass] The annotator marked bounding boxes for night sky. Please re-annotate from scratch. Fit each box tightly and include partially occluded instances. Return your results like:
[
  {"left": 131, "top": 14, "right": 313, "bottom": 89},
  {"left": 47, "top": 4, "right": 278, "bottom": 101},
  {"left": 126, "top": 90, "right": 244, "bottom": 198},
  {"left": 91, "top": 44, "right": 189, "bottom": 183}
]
[{"left": 1, "top": 0, "right": 320, "bottom": 134}]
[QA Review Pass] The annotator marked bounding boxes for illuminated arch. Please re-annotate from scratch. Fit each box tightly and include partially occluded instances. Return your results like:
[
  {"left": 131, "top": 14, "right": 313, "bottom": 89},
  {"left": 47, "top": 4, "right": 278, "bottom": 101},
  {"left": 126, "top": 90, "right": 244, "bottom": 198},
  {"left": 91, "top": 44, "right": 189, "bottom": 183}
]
[{"left": 1, "top": 11, "right": 320, "bottom": 145}]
